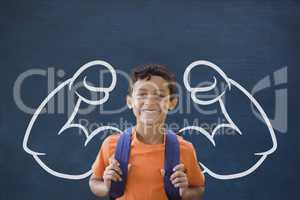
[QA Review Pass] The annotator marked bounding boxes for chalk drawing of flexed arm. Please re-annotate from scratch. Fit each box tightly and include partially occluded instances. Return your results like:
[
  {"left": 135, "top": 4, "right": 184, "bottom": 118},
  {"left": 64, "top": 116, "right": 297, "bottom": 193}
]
[
  {"left": 180, "top": 60, "right": 277, "bottom": 180},
  {"left": 23, "top": 60, "right": 121, "bottom": 180}
]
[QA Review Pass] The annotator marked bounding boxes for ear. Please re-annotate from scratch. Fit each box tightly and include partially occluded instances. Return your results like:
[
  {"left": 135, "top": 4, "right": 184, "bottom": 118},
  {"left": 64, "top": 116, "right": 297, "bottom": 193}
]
[
  {"left": 126, "top": 95, "right": 133, "bottom": 109},
  {"left": 168, "top": 96, "right": 178, "bottom": 111}
]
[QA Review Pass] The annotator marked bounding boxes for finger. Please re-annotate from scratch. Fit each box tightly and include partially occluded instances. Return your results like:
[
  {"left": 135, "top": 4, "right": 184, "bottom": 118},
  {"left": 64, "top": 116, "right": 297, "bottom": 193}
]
[
  {"left": 105, "top": 164, "right": 116, "bottom": 172},
  {"left": 109, "top": 157, "right": 120, "bottom": 167},
  {"left": 160, "top": 169, "right": 165, "bottom": 177},
  {"left": 170, "top": 171, "right": 186, "bottom": 181},
  {"left": 128, "top": 164, "right": 132, "bottom": 171},
  {"left": 104, "top": 170, "right": 115, "bottom": 177},
  {"left": 111, "top": 165, "right": 123, "bottom": 175},
  {"left": 112, "top": 159, "right": 120, "bottom": 167},
  {"left": 105, "top": 170, "right": 122, "bottom": 182},
  {"left": 108, "top": 154, "right": 115, "bottom": 164},
  {"left": 106, "top": 162, "right": 121, "bottom": 173},
  {"left": 103, "top": 174, "right": 118, "bottom": 182},
  {"left": 110, "top": 174, "right": 119, "bottom": 182},
  {"left": 172, "top": 177, "right": 185, "bottom": 185},
  {"left": 173, "top": 163, "right": 185, "bottom": 172},
  {"left": 172, "top": 176, "right": 187, "bottom": 185},
  {"left": 179, "top": 188, "right": 183, "bottom": 197},
  {"left": 108, "top": 154, "right": 120, "bottom": 166},
  {"left": 104, "top": 169, "right": 118, "bottom": 177},
  {"left": 103, "top": 176, "right": 112, "bottom": 187},
  {"left": 112, "top": 172, "right": 122, "bottom": 182},
  {"left": 174, "top": 182, "right": 188, "bottom": 188}
]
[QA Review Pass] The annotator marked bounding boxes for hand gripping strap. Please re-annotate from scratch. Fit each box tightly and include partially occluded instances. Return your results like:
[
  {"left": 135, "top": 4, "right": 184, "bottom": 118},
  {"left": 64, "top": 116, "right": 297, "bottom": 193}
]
[
  {"left": 109, "top": 128, "right": 132, "bottom": 199},
  {"left": 164, "top": 129, "right": 181, "bottom": 200}
]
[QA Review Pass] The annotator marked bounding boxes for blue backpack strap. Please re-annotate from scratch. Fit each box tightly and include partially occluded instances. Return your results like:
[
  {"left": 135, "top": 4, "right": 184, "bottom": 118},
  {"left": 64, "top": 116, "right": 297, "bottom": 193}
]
[
  {"left": 109, "top": 128, "right": 181, "bottom": 200},
  {"left": 109, "top": 127, "right": 132, "bottom": 199},
  {"left": 164, "top": 129, "right": 181, "bottom": 200}
]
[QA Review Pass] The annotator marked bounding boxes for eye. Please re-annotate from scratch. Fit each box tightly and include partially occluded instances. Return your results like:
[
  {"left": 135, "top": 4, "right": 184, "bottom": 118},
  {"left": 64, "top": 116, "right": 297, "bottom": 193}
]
[
  {"left": 152, "top": 94, "right": 167, "bottom": 101},
  {"left": 155, "top": 92, "right": 166, "bottom": 97},
  {"left": 135, "top": 93, "right": 147, "bottom": 99}
]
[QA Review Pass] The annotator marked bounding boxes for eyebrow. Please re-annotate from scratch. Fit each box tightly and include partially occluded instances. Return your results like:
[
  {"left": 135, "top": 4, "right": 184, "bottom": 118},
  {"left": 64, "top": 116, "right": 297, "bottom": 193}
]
[
  {"left": 136, "top": 88, "right": 167, "bottom": 93},
  {"left": 136, "top": 88, "right": 147, "bottom": 92}
]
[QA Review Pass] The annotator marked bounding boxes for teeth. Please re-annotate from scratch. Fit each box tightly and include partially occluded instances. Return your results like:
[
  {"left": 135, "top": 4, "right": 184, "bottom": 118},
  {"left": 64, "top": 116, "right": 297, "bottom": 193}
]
[{"left": 144, "top": 110, "right": 157, "bottom": 112}]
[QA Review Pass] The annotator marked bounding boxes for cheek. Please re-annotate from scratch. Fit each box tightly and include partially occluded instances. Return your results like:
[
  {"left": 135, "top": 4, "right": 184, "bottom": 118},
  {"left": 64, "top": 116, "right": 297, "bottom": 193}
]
[
  {"left": 159, "top": 100, "right": 170, "bottom": 114},
  {"left": 132, "top": 101, "right": 143, "bottom": 115}
]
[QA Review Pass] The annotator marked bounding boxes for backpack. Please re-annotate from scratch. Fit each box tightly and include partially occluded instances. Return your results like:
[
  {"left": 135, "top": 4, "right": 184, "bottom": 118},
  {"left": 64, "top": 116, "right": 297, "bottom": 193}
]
[{"left": 109, "top": 127, "right": 181, "bottom": 200}]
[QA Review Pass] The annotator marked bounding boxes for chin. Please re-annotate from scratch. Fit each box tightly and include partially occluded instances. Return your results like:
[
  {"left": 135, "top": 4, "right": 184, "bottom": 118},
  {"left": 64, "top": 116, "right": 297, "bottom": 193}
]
[{"left": 140, "top": 119, "right": 161, "bottom": 126}]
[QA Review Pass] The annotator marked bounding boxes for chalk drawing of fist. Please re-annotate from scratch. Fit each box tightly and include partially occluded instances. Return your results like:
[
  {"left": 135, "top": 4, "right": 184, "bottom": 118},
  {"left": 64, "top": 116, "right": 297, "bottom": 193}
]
[
  {"left": 180, "top": 60, "right": 277, "bottom": 180},
  {"left": 23, "top": 60, "right": 121, "bottom": 179}
]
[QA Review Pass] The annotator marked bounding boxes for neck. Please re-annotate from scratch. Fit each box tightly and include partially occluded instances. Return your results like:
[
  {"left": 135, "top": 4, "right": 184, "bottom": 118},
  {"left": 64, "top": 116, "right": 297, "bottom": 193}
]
[{"left": 135, "top": 123, "right": 165, "bottom": 144}]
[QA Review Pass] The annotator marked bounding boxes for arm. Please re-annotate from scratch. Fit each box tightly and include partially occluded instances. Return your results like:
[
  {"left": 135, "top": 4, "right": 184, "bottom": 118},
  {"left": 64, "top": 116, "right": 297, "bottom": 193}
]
[
  {"left": 181, "top": 186, "right": 205, "bottom": 200},
  {"left": 171, "top": 164, "right": 205, "bottom": 200},
  {"left": 89, "top": 157, "right": 122, "bottom": 197},
  {"left": 89, "top": 174, "right": 110, "bottom": 197}
]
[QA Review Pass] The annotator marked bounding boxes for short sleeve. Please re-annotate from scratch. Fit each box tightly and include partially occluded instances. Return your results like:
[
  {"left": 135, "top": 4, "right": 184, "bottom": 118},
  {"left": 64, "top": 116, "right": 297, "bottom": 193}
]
[
  {"left": 184, "top": 142, "right": 205, "bottom": 187},
  {"left": 92, "top": 136, "right": 112, "bottom": 179}
]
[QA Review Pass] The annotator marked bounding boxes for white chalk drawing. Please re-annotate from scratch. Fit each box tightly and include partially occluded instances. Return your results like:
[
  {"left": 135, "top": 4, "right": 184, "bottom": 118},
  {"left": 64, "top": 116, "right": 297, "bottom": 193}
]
[
  {"left": 180, "top": 60, "right": 277, "bottom": 180},
  {"left": 23, "top": 59, "right": 278, "bottom": 181},
  {"left": 23, "top": 60, "right": 122, "bottom": 180}
]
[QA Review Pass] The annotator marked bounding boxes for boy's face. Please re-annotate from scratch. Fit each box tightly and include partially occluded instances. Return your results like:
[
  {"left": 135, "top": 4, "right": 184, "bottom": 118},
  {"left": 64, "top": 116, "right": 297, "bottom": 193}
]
[{"left": 127, "top": 75, "right": 177, "bottom": 126}]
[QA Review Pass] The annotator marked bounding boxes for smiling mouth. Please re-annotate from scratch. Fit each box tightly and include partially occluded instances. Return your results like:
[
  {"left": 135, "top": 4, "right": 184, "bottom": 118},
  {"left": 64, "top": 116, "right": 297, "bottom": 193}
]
[
  {"left": 141, "top": 109, "right": 161, "bottom": 114},
  {"left": 142, "top": 109, "right": 160, "bottom": 111}
]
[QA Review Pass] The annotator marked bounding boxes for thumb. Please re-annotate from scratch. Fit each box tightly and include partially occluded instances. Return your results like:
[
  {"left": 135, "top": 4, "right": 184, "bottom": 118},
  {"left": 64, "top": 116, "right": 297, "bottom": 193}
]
[
  {"left": 104, "top": 178, "right": 112, "bottom": 190},
  {"left": 128, "top": 164, "right": 132, "bottom": 171},
  {"left": 160, "top": 169, "right": 165, "bottom": 177},
  {"left": 179, "top": 188, "right": 183, "bottom": 197}
]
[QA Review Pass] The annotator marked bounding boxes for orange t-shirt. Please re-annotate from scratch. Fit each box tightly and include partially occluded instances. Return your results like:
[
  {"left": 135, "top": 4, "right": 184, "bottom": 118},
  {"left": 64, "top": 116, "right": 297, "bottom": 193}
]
[{"left": 92, "top": 128, "right": 205, "bottom": 200}]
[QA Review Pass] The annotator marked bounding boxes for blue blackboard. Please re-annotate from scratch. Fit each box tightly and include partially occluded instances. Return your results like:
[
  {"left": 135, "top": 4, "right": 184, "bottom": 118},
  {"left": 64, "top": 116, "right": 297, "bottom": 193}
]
[{"left": 1, "top": 0, "right": 299, "bottom": 199}]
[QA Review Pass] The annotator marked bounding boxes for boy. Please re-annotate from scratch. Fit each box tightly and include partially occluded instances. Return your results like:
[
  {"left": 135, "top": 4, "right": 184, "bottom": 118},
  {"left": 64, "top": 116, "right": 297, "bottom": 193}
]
[{"left": 89, "top": 64, "right": 205, "bottom": 199}]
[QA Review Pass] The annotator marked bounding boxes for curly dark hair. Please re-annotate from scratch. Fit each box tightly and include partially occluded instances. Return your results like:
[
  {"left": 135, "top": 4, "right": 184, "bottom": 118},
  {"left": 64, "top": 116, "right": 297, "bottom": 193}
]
[{"left": 128, "top": 64, "right": 177, "bottom": 97}]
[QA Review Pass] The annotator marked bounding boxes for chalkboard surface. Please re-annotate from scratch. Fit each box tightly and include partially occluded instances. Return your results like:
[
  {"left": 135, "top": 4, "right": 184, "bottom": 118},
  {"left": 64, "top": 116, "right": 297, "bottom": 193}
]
[{"left": 1, "top": 0, "right": 299, "bottom": 200}]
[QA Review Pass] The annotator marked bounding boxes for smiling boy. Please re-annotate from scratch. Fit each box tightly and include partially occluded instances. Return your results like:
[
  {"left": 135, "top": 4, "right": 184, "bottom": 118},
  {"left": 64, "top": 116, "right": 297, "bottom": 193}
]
[{"left": 89, "top": 64, "right": 205, "bottom": 199}]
